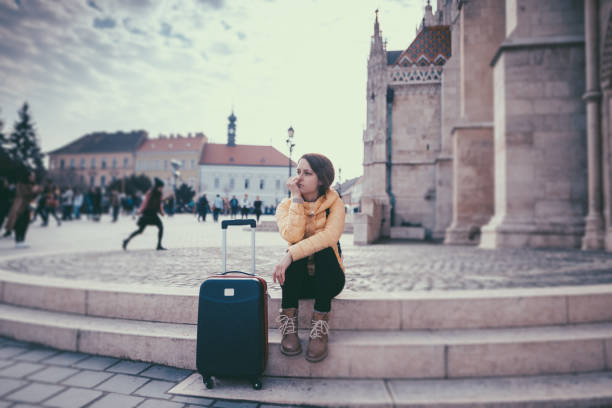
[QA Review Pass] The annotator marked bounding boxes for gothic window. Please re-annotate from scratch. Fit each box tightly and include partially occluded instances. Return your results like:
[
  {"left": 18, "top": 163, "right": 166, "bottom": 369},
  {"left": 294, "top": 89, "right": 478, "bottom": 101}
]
[
  {"left": 245, "top": 178, "right": 250, "bottom": 189},
  {"left": 70, "top": 158, "right": 75, "bottom": 169},
  {"left": 100, "top": 175, "right": 106, "bottom": 186},
  {"left": 60, "top": 159, "right": 65, "bottom": 169},
  {"left": 81, "top": 158, "right": 86, "bottom": 169},
  {"left": 91, "top": 158, "right": 96, "bottom": 169},
  {"left": 260, "top": 179, "right": 264, "bottom": 190},
  {"left": 370, "top": 92, "right": 375, "bottom": 101},
  {"left": 214, "top": 177, "right": 220, "bottom": 188},
  {"left": 112, "top": 158, "right": 118, "bottom": 168},
  {"left": 101, "top": 159, "right": 107, "bottom": 169}
]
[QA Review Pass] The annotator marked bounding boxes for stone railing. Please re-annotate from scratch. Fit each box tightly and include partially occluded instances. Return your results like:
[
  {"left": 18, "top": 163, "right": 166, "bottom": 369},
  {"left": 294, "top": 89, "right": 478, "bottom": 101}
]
[{"left": 388, "top": 65, "right": 443, "bottom": 84}]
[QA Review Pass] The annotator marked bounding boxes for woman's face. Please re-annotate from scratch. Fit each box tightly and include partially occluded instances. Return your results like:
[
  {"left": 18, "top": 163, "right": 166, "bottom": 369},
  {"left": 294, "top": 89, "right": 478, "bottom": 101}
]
[{"left": 296, "top": 158, "right": 320, "bottom": 197}]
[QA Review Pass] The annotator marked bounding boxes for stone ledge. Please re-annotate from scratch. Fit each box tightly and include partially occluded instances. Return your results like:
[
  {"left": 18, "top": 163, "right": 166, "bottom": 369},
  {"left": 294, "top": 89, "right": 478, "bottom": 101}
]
[
  {"left": 1, "top": 303, "right": 611, "bottom": 378},
  {"left": 169, "top": 371, "right": 612, "bottom": 407},
  {"left": 2, "top": 269, "right": 612, "bottom": 329}
]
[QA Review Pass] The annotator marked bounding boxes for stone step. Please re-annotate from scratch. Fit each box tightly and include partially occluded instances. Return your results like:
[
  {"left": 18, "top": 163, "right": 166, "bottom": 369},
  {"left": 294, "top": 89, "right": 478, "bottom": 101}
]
[
  {"left": 169, "top": 371, "right": 612, "bottom": 407},
  {"left": 2, "top": 270, "right": 612, "bottom": 330},
  {"left": 0, "top": 303, "right": 610, "bottom": 379}
]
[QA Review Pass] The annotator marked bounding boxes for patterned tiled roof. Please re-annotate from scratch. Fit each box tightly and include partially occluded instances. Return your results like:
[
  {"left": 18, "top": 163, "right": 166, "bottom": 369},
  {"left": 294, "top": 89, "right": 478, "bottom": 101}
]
[
  {"left": 199, "top": 143, "right": 295, "bottom": 167},
  {"left": 49, "top": 130, "right": 148, "bottom": 154},
  {"left": 391, "top": 25, "right": 451, "bottom": 66},
  {"left": 387, "top": 50, "right": 402, "bottom": 65}
]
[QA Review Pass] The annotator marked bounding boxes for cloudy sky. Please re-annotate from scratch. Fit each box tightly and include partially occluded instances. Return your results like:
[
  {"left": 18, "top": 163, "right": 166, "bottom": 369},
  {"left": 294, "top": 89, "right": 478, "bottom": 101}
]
[{"left": 0, "top": 0, "right": 427, "bottom": 180}]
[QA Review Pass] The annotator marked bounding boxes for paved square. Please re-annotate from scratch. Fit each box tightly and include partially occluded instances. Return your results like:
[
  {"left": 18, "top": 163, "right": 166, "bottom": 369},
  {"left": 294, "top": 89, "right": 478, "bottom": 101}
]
[
  {"left": 73, "top": 356, "right": 119, "bottom": 371},
  {"left": 41, "top": 352, "right": 89, "bottom": 367},
  {"left": 0, "top": 347, "right": 28, "bottom": 359},
  {"left": 4, "top": 383, "right": 64, "bottom": 403},
  {"left": 141, "top": 365, "right": 192, "bottom": 382},
  {"left": 14, "top": 349, "right": 59, "bottom": 363},
  {"left": 27, "top": 366, "right": 79, "bottom": 383},
  {"left": 0, "top": 362, "right": 44, "bottom": 378},
  {"left": 134, "top": 379, "right": 175, "bottom": 399},
  {"left": 106, "top": 360, "right": 151, "bottom": 375},
  {"left": 96, "top": 373, "right": 149, "bottom": 394},
  {"left": 61, "top": 370, "right": 113, "bottom": 388},
  {"left": 44, "top": 387, "right": 103, "bottom": 408},
  {"left": 0, "top": 378, "right": 27, "bottom": 397},
  {"left": 87, "top": 392, "right": 144, "bottom": 408}
]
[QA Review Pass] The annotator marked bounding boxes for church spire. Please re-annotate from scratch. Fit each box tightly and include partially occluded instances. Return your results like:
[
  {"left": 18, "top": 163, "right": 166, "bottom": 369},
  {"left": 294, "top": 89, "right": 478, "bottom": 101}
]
[
  {"left": 370, "top": 9, "right": 384, "bottom": 55},
  {"left": 227, "top": 110, "right": 236, "bottom": 146}
]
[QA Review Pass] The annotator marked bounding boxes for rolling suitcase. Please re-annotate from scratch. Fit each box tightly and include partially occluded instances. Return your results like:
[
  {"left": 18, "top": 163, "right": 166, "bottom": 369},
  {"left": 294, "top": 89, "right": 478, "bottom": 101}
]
[{"left": 196, "top": 219, "right": 268, "bottom": 390}]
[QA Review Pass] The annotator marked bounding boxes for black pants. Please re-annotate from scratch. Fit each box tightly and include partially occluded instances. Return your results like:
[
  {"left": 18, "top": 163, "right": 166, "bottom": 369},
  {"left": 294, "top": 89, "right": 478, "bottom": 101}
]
[
  {"left": 281, "top": 247, "right": 345, "bottom": 313},
  {"left": 126, "top": 212, "right": 163, "bottom": 247},
  {"left": 14, "top": 209, "right": 30, "bottom": 243}
]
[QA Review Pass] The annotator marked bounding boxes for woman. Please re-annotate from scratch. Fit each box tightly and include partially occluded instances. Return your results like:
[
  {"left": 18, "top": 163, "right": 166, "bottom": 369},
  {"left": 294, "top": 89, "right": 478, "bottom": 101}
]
[
  {"left": 122, "top": 178, "right": 167, "bottom": 250},
  {"left": 253, "top": 196, "right": 263, "bottom": 223},
  {"left": 4, "top": 170, "right": 42, "bottom": 248},
  {"left": 273, "top": 153, "right": 345, "bottom": 363}
]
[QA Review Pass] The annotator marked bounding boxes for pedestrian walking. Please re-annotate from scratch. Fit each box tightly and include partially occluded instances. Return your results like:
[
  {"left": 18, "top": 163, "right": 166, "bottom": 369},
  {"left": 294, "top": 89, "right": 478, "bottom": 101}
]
[
  {"left": 61, "top": 187, "right": 73, "bottom": 220},
  {"left": 212, "top": 194, "right": 223, "bottom": 222},
  {"left": 240, "top": 193, "right": 250, "bottom": 219},
  {"left": 253, "top": 196, "right": 263, "bottom": 223},
  {"left": 73, "top": 190, "right": 83, "bottom": 219},
  {"left": 111, "top": 189, "right": 120, "bottom": 222},
  {"left": 0, "top": 178, "right": 13, "bottom": 231},
  {"left": 122, "top": 178, "right": 167, "bottom": 251},
  {"left": 197, "top": 194, "right": 209, "bottom": 222},
  {"left": 91, "top": 187, "right": 102, "bottom": 221},
  {"left": 230, "top": 195, "right": 239, "bottom": 219},
  {"left": 273, "top": 153, "right": 345, "bottom": 363},
  {"left": 4, "top": 170, "right": 42, "bottom": 248},
  {"left": 43, "top": 184, "right": 61, "bottom": 226}
]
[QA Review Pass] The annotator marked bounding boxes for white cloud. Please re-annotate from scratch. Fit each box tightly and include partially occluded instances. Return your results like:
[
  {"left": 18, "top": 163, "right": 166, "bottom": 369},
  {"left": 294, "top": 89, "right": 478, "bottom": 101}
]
[{"left": 0, "top": 0, "right": 425, "bottom": 180}]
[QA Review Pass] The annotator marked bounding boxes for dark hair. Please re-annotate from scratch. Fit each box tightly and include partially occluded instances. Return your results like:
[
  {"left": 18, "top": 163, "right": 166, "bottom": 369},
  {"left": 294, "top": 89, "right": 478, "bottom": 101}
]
[{"left": 299, "top": 153, "right": 335, "bottom": 197}]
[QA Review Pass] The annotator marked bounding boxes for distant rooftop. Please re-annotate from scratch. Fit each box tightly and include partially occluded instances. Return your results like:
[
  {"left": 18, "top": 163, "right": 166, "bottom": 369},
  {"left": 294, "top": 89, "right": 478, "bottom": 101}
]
[
  {"left": 199, "top": 143, "right": 295, "bottom": 167},
  {"left": 138, "top": 133, "right": 206, "bottom": 153},
  {"left": 49, "top": 130, "right": 148, "bottom": 154}
]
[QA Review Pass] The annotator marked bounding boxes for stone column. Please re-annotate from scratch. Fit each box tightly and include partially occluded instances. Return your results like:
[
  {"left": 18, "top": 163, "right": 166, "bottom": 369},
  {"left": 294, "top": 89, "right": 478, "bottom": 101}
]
[
  {"left": 582, "top": 0, "right": 605, "bottom": 250},
  {"left": 444, "top": 0, "right": 505, "bottom": 245},
  {"left": 480, "top": 0, "right": 587, "bottom": 249}
]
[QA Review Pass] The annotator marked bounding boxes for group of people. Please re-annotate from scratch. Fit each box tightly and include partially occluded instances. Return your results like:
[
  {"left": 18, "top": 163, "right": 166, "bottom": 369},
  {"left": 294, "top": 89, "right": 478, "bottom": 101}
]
[{"left": 194, "top": 193, "right": 266, "bottom": 223}]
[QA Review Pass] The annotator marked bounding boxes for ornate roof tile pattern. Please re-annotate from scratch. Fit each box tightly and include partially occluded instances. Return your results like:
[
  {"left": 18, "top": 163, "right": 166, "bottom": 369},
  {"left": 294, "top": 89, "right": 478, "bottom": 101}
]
[
  {"left": 390, "top": 25, "right": 451, "bottom": 66},
  {"left": 49, "top": 130, "right": 148, "bottom": 154},
  {"left": 199, "top": 143, "right": 295, "bottom": 167}
]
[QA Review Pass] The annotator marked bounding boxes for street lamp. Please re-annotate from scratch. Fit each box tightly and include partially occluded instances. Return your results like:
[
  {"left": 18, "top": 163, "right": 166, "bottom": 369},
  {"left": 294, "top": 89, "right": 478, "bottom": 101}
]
[
  {"left": 286, "top": 126, "right": 295, "bottom": 197},
  {"left": 338, "top": 167, "right": 342, "bottom": 197}
]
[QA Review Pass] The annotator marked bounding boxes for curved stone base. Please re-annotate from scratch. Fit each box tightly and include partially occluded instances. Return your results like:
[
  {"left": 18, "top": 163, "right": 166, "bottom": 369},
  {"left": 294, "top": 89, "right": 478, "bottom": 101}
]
[{"left": 480, "top": 217, "right": 585, "bottom": 249}]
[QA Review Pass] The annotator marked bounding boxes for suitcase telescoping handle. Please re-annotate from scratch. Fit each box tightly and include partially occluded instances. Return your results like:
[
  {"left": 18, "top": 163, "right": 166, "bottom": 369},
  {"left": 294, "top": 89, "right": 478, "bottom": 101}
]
[{"left": 221, "top": 219, "right": 256, "bottom": 274}]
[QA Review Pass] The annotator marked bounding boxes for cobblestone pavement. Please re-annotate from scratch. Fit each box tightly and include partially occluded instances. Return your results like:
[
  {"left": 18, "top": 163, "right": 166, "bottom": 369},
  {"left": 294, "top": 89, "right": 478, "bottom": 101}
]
[
  {"left": 0, "top": 336, "right": 291, "bottom": 408},
  {"left": 2, "top": 214, "right": 612, "bottom": 293}
]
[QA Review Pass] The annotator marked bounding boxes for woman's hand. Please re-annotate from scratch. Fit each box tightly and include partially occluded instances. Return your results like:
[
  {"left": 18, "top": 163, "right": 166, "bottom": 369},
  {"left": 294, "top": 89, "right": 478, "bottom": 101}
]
[
  {"left": 273, "top": 251, "right": 293, "bottom": 285},
  {"left": 286, "top": 176, "right": 301, "bottom": 198}
]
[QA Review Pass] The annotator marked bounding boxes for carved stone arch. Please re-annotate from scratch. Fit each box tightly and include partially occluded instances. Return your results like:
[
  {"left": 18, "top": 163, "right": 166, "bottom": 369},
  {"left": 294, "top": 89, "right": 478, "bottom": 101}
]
[{"left": 602, "top": 10, "right": 612, "bottom": 88}]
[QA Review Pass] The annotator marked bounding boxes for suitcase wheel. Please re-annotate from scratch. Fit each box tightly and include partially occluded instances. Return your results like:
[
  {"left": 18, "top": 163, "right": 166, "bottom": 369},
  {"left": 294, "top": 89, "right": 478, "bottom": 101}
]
[
  {"left": 252, "top": 378, "right": 262, "bottom": 390},
  {"left": 202, "top": 376, "right": 214, "bottom": 389}
]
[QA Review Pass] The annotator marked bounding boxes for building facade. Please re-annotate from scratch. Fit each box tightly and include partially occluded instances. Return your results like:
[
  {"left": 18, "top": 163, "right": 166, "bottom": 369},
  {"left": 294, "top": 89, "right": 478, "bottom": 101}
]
[
  {"left": 198, "top": 112, "right": 294, "bottom": 207},
  {"left": 47, "top": 130, "right": 147, "bottom": 188},
  {"left": 357, "top": 0, "right": 612, "bottom": 252},
  {"left": 135, "top": 132, "right": 207, "bottom": 191}
]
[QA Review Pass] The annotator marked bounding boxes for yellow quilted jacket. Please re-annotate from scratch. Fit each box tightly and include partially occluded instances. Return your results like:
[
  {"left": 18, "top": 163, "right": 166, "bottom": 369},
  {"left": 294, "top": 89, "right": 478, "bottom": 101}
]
[{"left": 276, "top": 188, "right": 345, "bottom": 271}]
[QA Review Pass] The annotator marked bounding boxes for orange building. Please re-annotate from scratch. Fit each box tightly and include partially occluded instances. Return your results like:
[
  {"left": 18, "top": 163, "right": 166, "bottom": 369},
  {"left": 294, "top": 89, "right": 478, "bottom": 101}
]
[
  {"left": 47, "top": 130, "right": 147, "bottom": 188},
  {"left": 135, "top": 133, "right": 207, "bottom": 191}
]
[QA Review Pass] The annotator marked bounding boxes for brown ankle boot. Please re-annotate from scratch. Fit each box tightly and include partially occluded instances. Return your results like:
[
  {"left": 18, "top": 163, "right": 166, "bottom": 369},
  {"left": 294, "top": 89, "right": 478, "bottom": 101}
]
[
  {"left": 306, "top": 311, "right": 329, "bottom": 362},
  {"left": 278, "top": 308, "right": 301, "bottom": 356}
]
